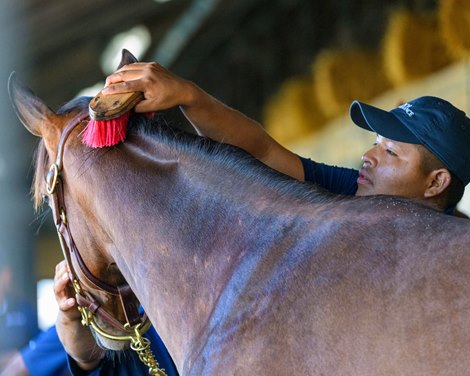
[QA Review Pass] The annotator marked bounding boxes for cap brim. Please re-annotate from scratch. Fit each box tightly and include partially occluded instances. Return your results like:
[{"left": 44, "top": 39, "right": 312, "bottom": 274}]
[{"left": 350, "top": 101, "right": 420, "bottom": 144}]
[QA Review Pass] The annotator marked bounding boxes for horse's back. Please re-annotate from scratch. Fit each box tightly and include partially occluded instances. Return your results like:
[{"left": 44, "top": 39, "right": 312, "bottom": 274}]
[{"left": 187, "top": 199, "right": 470, "bottom": 375}]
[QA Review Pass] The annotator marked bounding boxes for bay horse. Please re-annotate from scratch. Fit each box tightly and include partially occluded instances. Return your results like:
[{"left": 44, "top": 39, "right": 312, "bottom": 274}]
[{"left": 8, "top": 62, "right": 470, "bottom": 374}]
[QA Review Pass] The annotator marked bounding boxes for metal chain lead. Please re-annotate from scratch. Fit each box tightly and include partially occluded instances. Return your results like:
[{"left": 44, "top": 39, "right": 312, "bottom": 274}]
[{"left": 130, "top": 333, "right": 168, "bottom": 376}]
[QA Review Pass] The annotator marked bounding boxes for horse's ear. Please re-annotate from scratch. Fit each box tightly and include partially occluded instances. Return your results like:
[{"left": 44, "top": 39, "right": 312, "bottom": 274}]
[
  {"left": 117, "top": 49, "right": 139, "bottom": 70},
  {"left": 8, "top": 72, "right": 56, "bottom": 137}
]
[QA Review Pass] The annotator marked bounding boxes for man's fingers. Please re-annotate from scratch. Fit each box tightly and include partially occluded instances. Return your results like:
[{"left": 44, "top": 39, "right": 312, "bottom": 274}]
[
  {"left": 54, "top": 268, "right": 71, "bottom": 296},
  {"left": 102, "top": 80, "right": 142, "bottom": 95},
  {"left": 55, "top": 259, "right": 67, "bottom": 274},
  {"left": 104, "top": 68, "right": 146, "bottom": 87},
  {"left": 59, "top": 297, "right": 76, "bottom": 311}
]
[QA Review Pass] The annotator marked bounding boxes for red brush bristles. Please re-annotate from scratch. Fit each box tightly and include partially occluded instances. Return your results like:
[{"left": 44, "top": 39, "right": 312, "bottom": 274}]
[{"left": 82, "top": 111, "right": 131, "bottom": 148}]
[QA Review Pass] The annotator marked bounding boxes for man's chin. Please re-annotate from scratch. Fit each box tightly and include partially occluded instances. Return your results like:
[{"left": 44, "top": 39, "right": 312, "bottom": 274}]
[{"left": 355, "top": 185, "right": 373, "bottom": 196}]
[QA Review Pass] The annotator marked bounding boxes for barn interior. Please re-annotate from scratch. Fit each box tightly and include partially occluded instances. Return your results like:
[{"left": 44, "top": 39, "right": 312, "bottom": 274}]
[{"left": 0, "top": 0, "right": 469, "bottom": 350}]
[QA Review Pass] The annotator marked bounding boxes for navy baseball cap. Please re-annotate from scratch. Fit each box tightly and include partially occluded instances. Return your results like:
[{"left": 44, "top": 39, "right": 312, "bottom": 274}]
[{"left": 350, "top": 96, "right": 470, "bottom": 185}]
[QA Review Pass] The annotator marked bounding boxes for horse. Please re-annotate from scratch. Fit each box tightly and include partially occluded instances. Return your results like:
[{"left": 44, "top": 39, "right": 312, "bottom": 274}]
[{"left": 8, "top": 58, "right": 470, "bottom": 375}]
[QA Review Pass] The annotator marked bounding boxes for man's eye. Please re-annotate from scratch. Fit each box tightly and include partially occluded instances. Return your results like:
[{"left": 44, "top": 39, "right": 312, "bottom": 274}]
[{"left": 386, "top": 149, "right": 397, "bottom": 156}]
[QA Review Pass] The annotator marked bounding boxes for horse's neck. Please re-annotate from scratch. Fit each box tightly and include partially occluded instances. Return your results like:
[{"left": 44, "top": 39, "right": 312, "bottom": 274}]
[{"left": 73, "top": 136, "right": 319, "bottom": 367}]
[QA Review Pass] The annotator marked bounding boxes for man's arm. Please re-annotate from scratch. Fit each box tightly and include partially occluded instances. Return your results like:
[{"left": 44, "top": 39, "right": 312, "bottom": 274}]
[
  {"left": 102, "top": 62, "right": 305, "bottom": 180},
  {"left": 53, "top": 261, "right": 105, "bottom": 372}
]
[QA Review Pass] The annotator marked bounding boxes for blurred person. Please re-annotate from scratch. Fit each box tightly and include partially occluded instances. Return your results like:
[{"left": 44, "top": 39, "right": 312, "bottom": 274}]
[
  {"left": 0, "top": 264, "right": 38, "bottom": 370},
  {"left": 1, "top": 326, "right": 71, "bottom": 376}
]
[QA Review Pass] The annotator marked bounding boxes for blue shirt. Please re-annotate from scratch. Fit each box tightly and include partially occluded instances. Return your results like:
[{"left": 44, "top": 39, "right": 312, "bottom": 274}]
[{"left": 300, "top": 157, "right": 358, "bottom": 195}]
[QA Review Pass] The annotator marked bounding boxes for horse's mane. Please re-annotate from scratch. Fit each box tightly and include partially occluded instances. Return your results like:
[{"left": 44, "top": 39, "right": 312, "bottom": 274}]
[
  {"left": 32, "top": 96, "right": 342, "bottom": 211},
  {"left": 128, "top": 110, "right": 342, "bottom": 206}
]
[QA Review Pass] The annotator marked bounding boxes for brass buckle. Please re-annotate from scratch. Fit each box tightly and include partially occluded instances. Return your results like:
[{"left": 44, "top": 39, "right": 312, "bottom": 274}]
[
  {"left": 60, "top": 209, "right": 67, "bottom": 225},
  {"left": 46, "top": 164, "right": 59, "bottom": 194}
]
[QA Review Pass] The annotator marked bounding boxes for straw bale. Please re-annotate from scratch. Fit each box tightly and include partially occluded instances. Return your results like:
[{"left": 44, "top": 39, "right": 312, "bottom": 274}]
[
  {"left": 439, "top": 0, "right": 470, "bottom": 59},
  {"left": 263, "top": 76, "right": 327, "bottom": 146},
  {"left": 312, "top": 49, "right": 391, "bottom": 118},
  {"left": 383, "top": 9, "right": 454, "bottom": 86}
]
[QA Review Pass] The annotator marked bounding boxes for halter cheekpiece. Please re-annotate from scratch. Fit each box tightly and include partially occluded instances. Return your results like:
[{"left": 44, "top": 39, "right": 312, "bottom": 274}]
[{"left": 46, "top": 109, "right": 167, "bottom": 376}]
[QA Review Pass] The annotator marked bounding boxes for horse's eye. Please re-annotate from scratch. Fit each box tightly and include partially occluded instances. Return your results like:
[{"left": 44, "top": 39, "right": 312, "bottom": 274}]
[{"left": 42, "top": 194, "right": 49, "bottom": 204}]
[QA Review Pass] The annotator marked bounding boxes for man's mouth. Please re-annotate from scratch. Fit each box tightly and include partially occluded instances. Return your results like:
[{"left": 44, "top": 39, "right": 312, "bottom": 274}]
[{"left": 357, "top": 169, "right": 372, "bottom": 185}]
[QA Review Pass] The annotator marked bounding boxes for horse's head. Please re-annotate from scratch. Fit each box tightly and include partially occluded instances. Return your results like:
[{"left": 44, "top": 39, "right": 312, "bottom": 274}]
[{"left": 8, "top": 51, "right": 151, "bottom": 351}]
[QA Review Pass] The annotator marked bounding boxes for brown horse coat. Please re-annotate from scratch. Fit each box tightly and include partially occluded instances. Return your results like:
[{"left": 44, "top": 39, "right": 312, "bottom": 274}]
[{"left": 9, "top": 74, "right": 470, "bottom": 375}]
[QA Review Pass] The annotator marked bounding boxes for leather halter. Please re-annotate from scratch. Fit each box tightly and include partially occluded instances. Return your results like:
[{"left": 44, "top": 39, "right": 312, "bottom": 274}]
[{"left": 46, "top": 109, "right": 150, "bottom": 338}]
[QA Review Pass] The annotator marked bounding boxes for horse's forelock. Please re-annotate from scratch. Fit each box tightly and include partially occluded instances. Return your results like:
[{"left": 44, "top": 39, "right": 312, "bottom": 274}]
[
  {"left": 56, "top": 96, "right": 91, "bottom": 115},
  {"left": 32, "top": 139, "right": 49, "bottom": 211}
]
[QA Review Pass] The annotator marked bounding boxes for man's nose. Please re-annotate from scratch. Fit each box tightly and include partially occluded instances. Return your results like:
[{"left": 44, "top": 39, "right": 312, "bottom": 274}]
[{"left": 361, "top": 147, "right": 377, "bottom": 168}]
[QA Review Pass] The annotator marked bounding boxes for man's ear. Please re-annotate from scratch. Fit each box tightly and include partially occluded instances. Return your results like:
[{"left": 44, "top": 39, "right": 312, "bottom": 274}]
[{"left": 424, "top": 169, "right": 452, "bottom": 198}]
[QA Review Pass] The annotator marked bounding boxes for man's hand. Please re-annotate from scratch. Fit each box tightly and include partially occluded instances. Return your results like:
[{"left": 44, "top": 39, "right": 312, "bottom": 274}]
[
  {"left": 54, "top": 260, "right": 105, "bottom": 371},
  {"left": 54, "top": 260, "right": 81, "bottom": 321},
  {"left": 101, "top": 62, "right": 197, "bottom": 113}
]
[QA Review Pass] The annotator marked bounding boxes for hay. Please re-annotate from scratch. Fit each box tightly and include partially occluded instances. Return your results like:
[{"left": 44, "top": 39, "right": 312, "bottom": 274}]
[
  {"left": 439, "top": 0, "right": 470, "bottom": 59},
  {"left": 382, "top": 9, "right": 454, "bottom": 86},
  {"left": 312, "top": 49, "right": 391, "bottom": 118},
  {"left": 263, "top": 76, "right": 327, "bottom": 146}
]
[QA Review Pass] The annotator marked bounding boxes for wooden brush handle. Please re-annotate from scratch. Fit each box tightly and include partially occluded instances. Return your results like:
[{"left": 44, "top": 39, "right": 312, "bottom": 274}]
[{"left": 89, "top": 89, "right": 144, "bottom": 120}]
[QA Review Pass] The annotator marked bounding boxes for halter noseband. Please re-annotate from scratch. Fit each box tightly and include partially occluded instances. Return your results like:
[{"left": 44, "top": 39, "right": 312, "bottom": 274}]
[{"left": 46, "top": 109, "right": 167, "bottom": 376}]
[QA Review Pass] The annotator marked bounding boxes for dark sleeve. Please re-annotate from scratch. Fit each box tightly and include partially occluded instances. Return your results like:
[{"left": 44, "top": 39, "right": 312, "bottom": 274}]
[
  {"left": 147, "top": 326, "right": 179, "bottom": 376},
  {"left": 68, "top": 355, "right": 103, "bottom": 376},
  {"left": 67, "top": 326, "right": 179, "bottom": 376},
  {"left": 300, "top": 156, "right": 358, "bottom": 195}
]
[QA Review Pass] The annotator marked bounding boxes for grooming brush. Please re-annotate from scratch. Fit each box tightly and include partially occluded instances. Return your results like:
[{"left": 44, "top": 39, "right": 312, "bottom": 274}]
[{"left": 82, "top": 89, "right": 143, "bottom": 148}]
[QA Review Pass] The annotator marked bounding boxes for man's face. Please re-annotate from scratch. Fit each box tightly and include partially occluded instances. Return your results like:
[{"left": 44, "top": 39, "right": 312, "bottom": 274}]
[{"left": 356, "top": 135, "right": 430, "bottom": 198}]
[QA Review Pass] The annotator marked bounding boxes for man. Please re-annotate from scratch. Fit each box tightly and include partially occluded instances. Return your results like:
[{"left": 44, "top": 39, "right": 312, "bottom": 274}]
[{"left": 99, "top": 62, "right": 470, "bottom": 214}]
